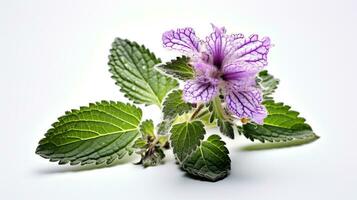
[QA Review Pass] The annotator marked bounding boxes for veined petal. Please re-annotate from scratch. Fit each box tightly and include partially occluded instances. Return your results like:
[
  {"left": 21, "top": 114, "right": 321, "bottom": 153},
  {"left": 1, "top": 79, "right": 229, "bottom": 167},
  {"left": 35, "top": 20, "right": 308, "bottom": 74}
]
[
  {"left": 162, "top": 27, "right": 200, "bottom": 54},
  {"left": 228, "top": 34, "right": 271, "bottom": 70},
  {"left": 205, "top": 24, "right": 230, "bottom": 68},
  {"left": 205, "top": 25, "right": 250, "bottom": 68},
  {"left": 225, "top": 87, "right": 267, "bottom": 124},
  {"left": 183, "top": 78, "right": 218, "bottom": 103},
  {"left": 222, "top": 61, "right": 259, "bottom": 81}
]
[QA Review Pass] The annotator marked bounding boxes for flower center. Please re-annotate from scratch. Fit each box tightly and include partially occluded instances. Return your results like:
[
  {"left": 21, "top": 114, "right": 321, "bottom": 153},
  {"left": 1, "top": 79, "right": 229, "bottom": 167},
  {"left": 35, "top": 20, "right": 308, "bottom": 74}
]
[
  {"left": 209, "top": 70, "right": 224, "bottom": 80},
  {"left": 213, "top": 57, "right": 223, "bottom": 69}
]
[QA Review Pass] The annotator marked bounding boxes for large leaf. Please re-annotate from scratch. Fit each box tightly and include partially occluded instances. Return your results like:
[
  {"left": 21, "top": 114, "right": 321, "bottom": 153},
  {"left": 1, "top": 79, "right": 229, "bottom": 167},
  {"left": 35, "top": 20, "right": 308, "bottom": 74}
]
[
  {"left": 162, "top": 89, "right": 192, "bottom": 120},
  {"left": 183, "top": 135, "right": 231, "bottom": 181},
  {"left": 241, "top": 136, "right": 319, "bottom": 151},
  {"left": 156, "top": 56, "right": 194, "bottom": 80},
  {"left": 209, "top": 96, "right": 235, "bottom": 139},
  {"left": 239, "top": 100, "right": 318, "bottom": 143},
  {"left": 170, "top": 121, "right": 205, "bottom": 163},
  {"left": 36, "top": 101, "right": 142, "bottom": 165},
  {"left": 257, "top": 70, "right": 280, "bottom": 100},
  {"left": 109, "top": 38, "right": 178, "bottom": 106}
]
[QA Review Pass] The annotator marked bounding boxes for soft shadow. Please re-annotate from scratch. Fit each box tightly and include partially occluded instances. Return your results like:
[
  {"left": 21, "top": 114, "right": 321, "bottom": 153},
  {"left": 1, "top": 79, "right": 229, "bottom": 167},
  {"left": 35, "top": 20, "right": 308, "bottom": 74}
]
[
  {"left": 35, "top": 155, "right": 137, "bottom": 175},
  {"left": 177, "top": 165, "right": 218, "bottom": 182},
  {"left": 182, "top": 172, "right": 228, "bottom": 182},
  {"left": 240, "top": 136, "right": 320, "bottom": 151},
  {"left": 178, "top": 152, "right": 257, "bottom": 183}
]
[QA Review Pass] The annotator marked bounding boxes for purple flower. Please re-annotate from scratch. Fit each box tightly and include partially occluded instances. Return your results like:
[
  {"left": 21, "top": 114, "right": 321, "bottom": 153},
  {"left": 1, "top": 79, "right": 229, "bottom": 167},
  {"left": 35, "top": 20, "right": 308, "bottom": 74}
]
[{"left": 162, "top": 24, "right": 271, "bottom": 124}]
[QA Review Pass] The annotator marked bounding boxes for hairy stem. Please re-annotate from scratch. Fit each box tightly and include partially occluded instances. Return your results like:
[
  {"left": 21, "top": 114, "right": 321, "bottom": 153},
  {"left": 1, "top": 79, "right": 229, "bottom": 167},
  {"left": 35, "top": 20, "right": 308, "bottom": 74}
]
[
  {"left": 190, "top": 104, "right": 204, "bottom": 120},
  {"left": 194, "top": 109, "right": 209, "bottom": 119},
  {"left": 212, "top": 96, "right": 225, "bottom": 119}
]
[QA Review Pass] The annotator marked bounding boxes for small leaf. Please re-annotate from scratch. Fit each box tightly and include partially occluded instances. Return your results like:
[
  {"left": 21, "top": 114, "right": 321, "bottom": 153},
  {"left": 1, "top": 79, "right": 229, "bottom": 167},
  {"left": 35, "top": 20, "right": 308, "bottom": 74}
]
[
  {"left": 135, "top": 119, "right": 168, "bottom": 167},
  {"left": 158, "top": 135, "right": 169, "bottom": 148},
  {"left": 156, "top": 120, "right": 173, "bottom": 135},
  {"left": 156, "top": 56, "right": 194, "bottom": 80},
  {"left": 209, "top": 96, "right": 235, "bottom": 139},
  {"left": 162, "top": 90, "right": 192, "bottom": 120},
  {"left": 36, "top": 101, "right": 142, "bottom": 166},
  {"left": 239, "top": 100, "right": 319, "bottom": 143},
  {"left": 257, "top": 70, "right": 280, "bottom": 100},
  {"left": 170, "top": 121, "right": 205, "bottom": 163},
  {"left": 217, "top": 120, "right": 234, "bottom": 139},
  {"left": 140, "top": 119, "right": 155, "bottom": 138},
  {"left": 134, "top": 121, "right": 167, "bottom": 167},
  {"left": 109, "top": 38, "right": 178, "bottom": 106},
  {"left": 132, "top": 138, "right": 147, "bottom": 149},
  {"left": 183, "top": 135, "right": 231, "bottom": 181},
  {"left": 141, "top": 147, "right": 165, "bottom": 167}
]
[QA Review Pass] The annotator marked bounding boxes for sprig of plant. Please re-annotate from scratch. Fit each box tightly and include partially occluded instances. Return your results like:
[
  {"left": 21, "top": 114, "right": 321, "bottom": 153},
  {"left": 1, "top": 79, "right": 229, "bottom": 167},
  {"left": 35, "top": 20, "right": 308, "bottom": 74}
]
[{"left": 36, "top": 25, "right": 318, "bottom": 182}]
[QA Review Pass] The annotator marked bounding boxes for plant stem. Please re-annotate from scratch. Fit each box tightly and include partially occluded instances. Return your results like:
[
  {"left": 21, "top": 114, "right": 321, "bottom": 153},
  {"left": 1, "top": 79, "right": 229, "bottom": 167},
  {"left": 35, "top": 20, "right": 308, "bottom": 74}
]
[
  {"left": 212, "top": 96, "right": 225, "bottom": 119},
  {"left": 194, "top": 109, "right": 209, "bottom": 119},
  {"left": 190, "top": 104, "right": 204, "bottom": 120}
]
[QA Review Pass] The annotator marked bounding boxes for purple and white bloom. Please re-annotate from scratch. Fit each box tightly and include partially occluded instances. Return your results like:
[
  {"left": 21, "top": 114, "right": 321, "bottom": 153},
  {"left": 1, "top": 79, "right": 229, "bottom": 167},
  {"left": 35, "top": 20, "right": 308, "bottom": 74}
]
[{"left": 162, "top": 24, "right": 271, "bottom": 124}]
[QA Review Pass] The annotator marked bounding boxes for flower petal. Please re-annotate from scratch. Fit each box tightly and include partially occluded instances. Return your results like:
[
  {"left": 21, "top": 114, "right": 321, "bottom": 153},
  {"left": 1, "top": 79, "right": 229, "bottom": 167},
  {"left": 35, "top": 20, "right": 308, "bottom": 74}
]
[
  {"left": 183, "top": 78, "right": 218, "bottom": 103},
  {"left": 205, "top": 24, "right": 229, "bottom": 67},
  {"left": 222, "top": 61, "right": 259, "bottom": 81},
  {"left": 162, "top": 27, "right": 200, "bottom": 54},
  {"left": 227, "top": 34, "right": 271, "bottom": 70},
  {"left": 225, "top": 87, "right": 267, "bottom": 124},
  {"left": 205, "top": 25, "right": 253, "bottom": 68}
]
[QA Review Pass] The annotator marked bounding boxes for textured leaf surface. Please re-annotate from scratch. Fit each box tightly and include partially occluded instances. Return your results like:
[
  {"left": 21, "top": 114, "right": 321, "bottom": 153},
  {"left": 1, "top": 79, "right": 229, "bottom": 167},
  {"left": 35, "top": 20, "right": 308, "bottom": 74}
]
[
  {"left": 134, "top": 119, "right": 166, "bottom": 167},
  {"left": 239, "top": 100, "right": 318, "bottom": 143},
  {"left": 183, "top": 135, "right": 231, "bottom": 181},
  {"left": 162, "top": 90, "right": 192, "bottom": 120},
  {"left": 217, "top": 120, "right": 234, "bottom": 139},
  {"left": 156, "top": 119, "right": 173, "bottom": 135},
  {"left": 170, "top": 121, "right": 205, "bottom": 162},
  {"left": 140, "top": 119, "right": 155, "bottom": 138},
  {"left": 257, "top": 70, "right": 280, "bottom": 100},
  {"left": 36, "top": 101, "right": 142, "bottom": 165},
  {"left": 241, "top": 136, "right": 319, "bottom": 151},
  {"left": 141, "top": 147, "right": 165, "bottom": 167},
  {"left": 156, "top": 56, "right": 194, "bottom": 80},
  {"left": 109, "top": 38, "right": 178, "bottom": 106}
]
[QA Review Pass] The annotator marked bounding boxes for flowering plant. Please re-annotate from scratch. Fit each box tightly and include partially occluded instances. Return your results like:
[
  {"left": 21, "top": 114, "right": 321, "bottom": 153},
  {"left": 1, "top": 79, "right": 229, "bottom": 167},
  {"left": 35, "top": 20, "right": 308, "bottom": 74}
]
[{"left": 36, "top": 24, "right": 318, "bottom": 181}]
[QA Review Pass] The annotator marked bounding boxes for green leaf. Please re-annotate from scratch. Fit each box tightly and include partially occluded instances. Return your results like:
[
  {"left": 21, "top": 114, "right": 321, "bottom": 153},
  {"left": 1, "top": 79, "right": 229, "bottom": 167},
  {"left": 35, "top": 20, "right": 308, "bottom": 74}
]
[
  {"left": 156, "top": 56, "right": 194, "bottom": 80},
  {"left": 239, "top": 100, "right": 318, "bottom": 143},
  {"left": 162, "top": 90, "right": 192, "bottom": 120},
  {"left": 183, "top": 135, "right": 231, "bottom": 181},
  {"left": 134, "top": 120, "right": 168, "bottom": 167},
  {"left": 140, "top": 119, "right": 155, "bottom": 138},
  {"left": 257, "top": 70, "right": 280, "bottom": 100},
  {"left": 156, "top": 119, "right": 173, "bottom": 135},
  {"left": 240, "top": 136, "right": 319, "bottom": 151},
  {"left": 132, "top": 138, "right": 147, "bottom": 149},
  {"left": 217, "top": 120, "right": 235, "bottom": 139},
  {"left": 209, "top": 96, "right": 235, "bottom": 139},
  {"left": 141, "top": 147, "right": 165, "bottom": 167},
  {"left": 108, "top": 38, "right": 178, "bottom": 106},
  {"left": 170, "top": 121, "right": 205, "bottom": 163},
  {"left": 36, "top": 101, "right": 142, "bottom": 166}
]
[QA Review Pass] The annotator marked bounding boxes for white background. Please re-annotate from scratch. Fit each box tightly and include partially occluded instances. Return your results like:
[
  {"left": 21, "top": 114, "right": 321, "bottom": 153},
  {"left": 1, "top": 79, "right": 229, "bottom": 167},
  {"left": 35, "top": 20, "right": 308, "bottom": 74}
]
[{"left": 1, "top": 0, "right": 356, "bottom": 199}]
